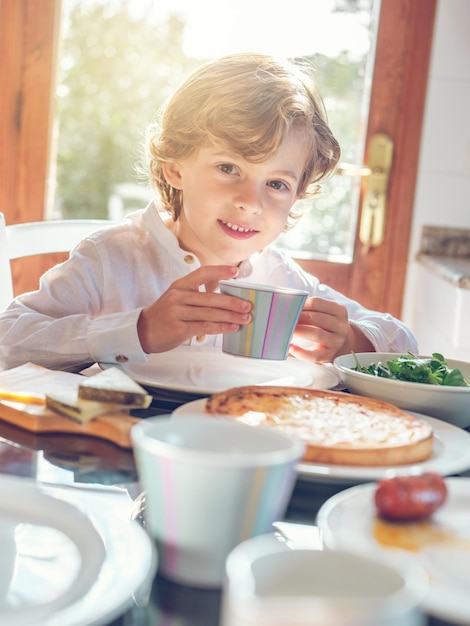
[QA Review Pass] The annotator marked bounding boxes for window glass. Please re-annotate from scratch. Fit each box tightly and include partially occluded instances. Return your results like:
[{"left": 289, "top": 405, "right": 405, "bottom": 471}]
[{"left": 55, "top": 0, "right": 379, "bottom": 261}]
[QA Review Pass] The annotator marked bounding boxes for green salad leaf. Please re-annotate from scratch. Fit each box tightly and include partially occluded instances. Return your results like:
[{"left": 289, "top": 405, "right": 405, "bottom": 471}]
[{"left": 352, "top": 351, "right": 469, "bottom": 387}]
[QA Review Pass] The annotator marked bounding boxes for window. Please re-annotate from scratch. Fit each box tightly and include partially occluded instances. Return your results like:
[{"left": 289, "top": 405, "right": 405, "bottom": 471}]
[{"left": 54, "top": 0, "right": 379, "bottom": 262}]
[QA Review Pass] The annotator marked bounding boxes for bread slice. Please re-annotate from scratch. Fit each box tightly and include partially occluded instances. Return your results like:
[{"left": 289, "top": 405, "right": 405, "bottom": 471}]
[
  {"left": 78, "top": 367, "right": 151, "bottom": 408},
  {"left": 205, "top": 386, "right": 434, "bottom": 467},
  {"left": 45, "top": 389, "right": 129, "bottom": 423}
]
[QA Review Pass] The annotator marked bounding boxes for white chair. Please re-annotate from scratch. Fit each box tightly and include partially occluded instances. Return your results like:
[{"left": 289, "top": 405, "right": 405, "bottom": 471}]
[{"left": 0, "top": 212, "right": 116, "bottom": 310}]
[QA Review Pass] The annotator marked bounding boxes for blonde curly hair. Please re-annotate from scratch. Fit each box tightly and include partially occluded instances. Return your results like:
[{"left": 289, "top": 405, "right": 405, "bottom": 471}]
[{"left": 146, "top": 52, "right": 340, "bottom": 221}]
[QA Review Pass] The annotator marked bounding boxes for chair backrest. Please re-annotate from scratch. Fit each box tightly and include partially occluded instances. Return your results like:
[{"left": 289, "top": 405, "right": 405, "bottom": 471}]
[{"left": 0, "top": 212, "right": 116, "bottom": 310}]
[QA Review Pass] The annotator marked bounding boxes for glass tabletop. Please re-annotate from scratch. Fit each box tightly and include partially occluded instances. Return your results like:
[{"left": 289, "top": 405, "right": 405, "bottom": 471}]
[{"left": 0, "top": 402, "right": 465, "bottom": 626}]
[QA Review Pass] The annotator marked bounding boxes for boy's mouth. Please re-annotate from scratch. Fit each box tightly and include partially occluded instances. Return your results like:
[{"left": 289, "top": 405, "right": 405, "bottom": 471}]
[{"left": 219, "top": 219, "right": 258, "bottom": 239}]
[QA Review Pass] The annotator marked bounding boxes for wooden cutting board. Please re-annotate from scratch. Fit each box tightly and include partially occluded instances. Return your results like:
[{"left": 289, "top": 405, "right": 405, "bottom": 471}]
[
  {"left": 0, "top": 401, "right": 138, "bottom": 448},
  {"left": 0, "top": 363, "right": 139, "bottom": 448},
  {"left": 0, "top": 419, "right": 136, "bottom": 470}
]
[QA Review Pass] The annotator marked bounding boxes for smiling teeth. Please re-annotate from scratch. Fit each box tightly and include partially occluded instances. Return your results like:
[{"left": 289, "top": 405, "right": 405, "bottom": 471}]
[{"left": 223, "top": 221, "right": 254, "bottom": 233}]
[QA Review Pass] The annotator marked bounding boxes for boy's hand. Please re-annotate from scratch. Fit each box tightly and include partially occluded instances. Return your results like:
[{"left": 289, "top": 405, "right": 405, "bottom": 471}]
[
  {"left": 289, "top": 297, "right": 373, "bottom": 363},
  {"left": 137, "top": 265, "right": 252, "bottom": 354}
]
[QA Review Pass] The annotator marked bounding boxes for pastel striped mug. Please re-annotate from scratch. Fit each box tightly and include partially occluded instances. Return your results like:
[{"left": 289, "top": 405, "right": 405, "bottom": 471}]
[
  {"left": 219, "top": 281, "right": 308, "bottom": 360},
  {"left": 131, "top": 417, "right": 305, "bottom": 588}
]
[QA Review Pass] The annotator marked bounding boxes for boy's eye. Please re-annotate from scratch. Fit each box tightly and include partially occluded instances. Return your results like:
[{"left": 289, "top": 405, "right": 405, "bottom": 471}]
[
  {"left": 268, "top": 180, "right": 288, "bottom": 191},
  {"left": 218, "top": 163, "right": 237, "bottom": 175}
]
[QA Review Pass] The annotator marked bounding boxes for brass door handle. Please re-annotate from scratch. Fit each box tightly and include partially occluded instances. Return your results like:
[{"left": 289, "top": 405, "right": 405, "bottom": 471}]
[
  {"left": 335, "top": 133, "right": 394, "bottom": 250},
  {"left": 359, "top": 133, "right": 394, "bottom": 249}
]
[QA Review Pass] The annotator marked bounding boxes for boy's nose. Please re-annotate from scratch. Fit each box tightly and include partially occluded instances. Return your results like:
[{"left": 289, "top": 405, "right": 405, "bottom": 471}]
[{"left": 235, "top": 182, "right": 263, "bottom": 214}]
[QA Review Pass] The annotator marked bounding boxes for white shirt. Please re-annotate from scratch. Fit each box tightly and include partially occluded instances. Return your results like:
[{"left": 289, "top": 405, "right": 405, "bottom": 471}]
[{"left": 0, "top": 203, "right": 418, "bottom": 372}]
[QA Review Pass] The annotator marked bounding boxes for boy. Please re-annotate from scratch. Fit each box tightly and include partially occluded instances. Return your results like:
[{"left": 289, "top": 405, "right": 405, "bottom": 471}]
[{"left": 0, "top": 53, "right": 417, "bottom": 372}]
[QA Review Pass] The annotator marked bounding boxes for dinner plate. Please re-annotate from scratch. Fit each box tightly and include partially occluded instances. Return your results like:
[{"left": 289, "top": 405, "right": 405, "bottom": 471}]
[
  {"left": 0, "top": 477, "right": 157, "bottom": 626},
  {"left": 101, "top": 345, "right": 340, "bottom": 396},
  {"left": 316, "top": 477, "right": 470, "bottom": 624},
  {"left": 173, "top": 400, "right": 470, "bottom": 484},
  {"left": 0, "top": 476, "right": 106, "bottom": 625}
]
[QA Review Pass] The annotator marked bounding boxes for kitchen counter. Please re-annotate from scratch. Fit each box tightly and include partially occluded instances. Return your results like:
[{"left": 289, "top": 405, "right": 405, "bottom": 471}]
[
  {"left": 416, "top": 253, "right": 470, "bottom": 289},
  {"left": 416, "top": 225, "right": 470, "bottom": 289}
]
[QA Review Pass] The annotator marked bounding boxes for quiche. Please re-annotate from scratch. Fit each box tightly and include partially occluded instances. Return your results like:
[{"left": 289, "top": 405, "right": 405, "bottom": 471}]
[{"left": 205, "top": 386, "right": 434, "bottom": 466}]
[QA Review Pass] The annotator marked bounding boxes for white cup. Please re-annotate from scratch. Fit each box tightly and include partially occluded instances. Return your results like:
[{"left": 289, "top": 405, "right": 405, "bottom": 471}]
[
  {"left": 220, "top": 534, "right": 429, "bottom": 626},
  {"left": 131, "top": 417, "right": 305, "bottom": 588}
]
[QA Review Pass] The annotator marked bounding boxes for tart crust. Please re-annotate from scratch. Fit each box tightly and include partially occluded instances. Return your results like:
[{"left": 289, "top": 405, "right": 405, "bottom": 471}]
[{"left": 205, "top": 386, "right": 434, "bottom": 466}]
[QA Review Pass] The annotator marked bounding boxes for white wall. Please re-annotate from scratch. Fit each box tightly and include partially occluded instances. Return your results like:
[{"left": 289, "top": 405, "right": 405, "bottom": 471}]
[{"left": 402, "top": 0, "right": 470, "bottom": 334}]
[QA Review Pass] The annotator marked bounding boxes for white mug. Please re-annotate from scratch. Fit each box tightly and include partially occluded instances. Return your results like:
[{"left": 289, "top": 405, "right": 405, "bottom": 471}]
[
  {"left": 220, "top": 533, "right": 429, "bottom": 626},
  {"left": 131, "top": 416, "right": 305, "bottom": 588}
]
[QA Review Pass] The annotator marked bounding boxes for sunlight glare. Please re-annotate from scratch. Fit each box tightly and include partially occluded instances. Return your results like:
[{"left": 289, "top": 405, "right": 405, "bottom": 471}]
[{"left": 144, "top": 0, "right": 371, "bottom": 59}]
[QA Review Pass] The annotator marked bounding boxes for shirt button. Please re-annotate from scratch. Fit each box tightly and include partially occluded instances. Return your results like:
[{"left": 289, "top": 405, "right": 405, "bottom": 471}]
[
  {"left": 238, "top": 259, "right": 253, "bottom": 278},
  {"left": 115, "top": 354, "right": 129, "bottom": 363},
  {"left": 184, "top": 254, "right": 195, "bottom": 264},
  {"left": 195, "top": 335, "right": 206, "bottom": 343}
]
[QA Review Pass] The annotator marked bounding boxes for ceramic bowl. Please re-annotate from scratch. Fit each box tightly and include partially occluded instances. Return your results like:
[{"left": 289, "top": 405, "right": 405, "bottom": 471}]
[{"left": 333, "top": 352, "right": 470, "bottom": 428}]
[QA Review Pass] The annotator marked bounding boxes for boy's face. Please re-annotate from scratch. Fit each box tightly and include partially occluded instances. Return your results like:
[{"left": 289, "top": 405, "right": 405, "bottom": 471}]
[{"left": 162, "top": 128, "right": 310, "bottom": 266}]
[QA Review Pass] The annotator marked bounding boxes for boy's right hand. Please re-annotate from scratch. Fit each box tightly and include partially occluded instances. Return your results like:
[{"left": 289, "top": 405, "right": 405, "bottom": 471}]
[{"left": 137, "top": 265, "right": 252, "bottom": 354}]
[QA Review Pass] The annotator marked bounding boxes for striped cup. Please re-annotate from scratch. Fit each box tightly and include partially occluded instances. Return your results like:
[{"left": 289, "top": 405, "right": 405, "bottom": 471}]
[
  {"left": 219, "top": 281, "right": 308, "bottom": 360},
  {"left": 131, "top": 417, "right": 304, "bottom": 588}
]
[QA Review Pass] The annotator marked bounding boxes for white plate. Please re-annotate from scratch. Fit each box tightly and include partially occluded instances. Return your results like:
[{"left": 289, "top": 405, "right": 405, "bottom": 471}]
[
  {"left": 173, "top": 400, "right": 470, "bottom": 484},
  {"left": 316, "top": 477, "right": 470, "bottom": 624},
  {"left": 102, "top": 346, "right": 340, "bottom": 395},
  {"left": 0, "top": 476, "right": 106, "bottom": 625},
  {"left": 0, "top": 477, "right": 157, "bottom": 626}
]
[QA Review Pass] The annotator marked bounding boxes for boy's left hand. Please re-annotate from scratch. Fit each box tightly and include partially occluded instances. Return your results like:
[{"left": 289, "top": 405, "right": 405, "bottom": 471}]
[{"left": 289, "top": 297, "right": 373, "bottom": 363}]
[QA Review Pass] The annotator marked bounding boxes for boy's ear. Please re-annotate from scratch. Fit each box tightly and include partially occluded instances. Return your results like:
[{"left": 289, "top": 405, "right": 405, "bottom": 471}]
[{"left": 161, "top": 162, "right": 183, "bottom": 189}]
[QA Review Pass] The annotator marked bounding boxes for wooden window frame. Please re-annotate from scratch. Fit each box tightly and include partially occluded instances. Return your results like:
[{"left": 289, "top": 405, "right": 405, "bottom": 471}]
[{"left": 0, "top": 0, "right": 436, "bottom": 315}]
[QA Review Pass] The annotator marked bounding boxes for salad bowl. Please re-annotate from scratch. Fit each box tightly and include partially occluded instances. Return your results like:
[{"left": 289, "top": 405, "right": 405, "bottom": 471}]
[{"left": 333, "top": 352, "right": 470, "bottom": 428}]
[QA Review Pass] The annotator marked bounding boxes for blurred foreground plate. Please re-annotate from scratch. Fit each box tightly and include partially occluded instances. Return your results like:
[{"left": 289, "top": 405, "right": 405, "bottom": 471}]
[
  {"left": 101, "top": 346, "right": 339, "bottom": 397},
  {"left": 317, "top": 477, "right": 470, "bottom": 624},
  {"left": 0, "top": 476, "right": 156, "bottom": 626},
  {"left": 174, "top": 401, "right": 470, "bottom": 485}
]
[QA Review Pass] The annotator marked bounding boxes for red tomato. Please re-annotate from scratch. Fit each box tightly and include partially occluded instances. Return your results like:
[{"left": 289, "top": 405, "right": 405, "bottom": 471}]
[{"left": 374, "top": 473, "right": 448, "bottom": 521}]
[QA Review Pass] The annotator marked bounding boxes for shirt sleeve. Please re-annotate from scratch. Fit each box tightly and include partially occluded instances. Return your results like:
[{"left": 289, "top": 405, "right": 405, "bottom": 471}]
[
  {"left": 0, "top": 239, "right": 149, "bottom": 372},
  {"left": 253, "top": 247, "right": 419, "bottom": 354},
  {"left": 315, "top": 282, "right": 419, "bottom": 354}
]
